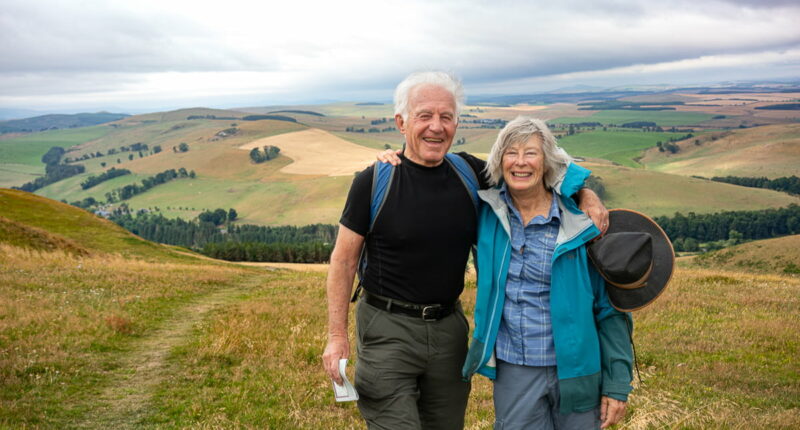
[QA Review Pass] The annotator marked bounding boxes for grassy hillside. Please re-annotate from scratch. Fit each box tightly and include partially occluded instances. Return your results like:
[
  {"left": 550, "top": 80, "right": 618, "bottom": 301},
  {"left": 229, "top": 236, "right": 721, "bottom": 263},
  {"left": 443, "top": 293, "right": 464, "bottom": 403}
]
[
  {"left": 584, "top": 162, "right": 800, "bottom": 217},
  {"left": 688, "top": 235, "right": 800, "bottom": 274},
  {"left": 642, "top": 123, "right": 800, "bottom": 178},
  {"left": 0, "top": 188, "right": 196, "bottom": 261},
  {"left": 1, "top": 187, "right": 798, "bottom": 428}
]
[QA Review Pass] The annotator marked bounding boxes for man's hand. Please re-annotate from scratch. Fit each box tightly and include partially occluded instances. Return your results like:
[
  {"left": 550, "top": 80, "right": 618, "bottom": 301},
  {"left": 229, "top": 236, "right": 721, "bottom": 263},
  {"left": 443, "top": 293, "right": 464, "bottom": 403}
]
[
  {"left": 600, "top": 396, "right": 627, "bottom": 429},
  {"left": 377, "top": 148, "right": 403, "bottom": 166},
  {"left": 322, "top": 334, "right": 349, "bottom": 385},
  {"left": 577, "top": 187, "right": 609, "bottom": 235}
]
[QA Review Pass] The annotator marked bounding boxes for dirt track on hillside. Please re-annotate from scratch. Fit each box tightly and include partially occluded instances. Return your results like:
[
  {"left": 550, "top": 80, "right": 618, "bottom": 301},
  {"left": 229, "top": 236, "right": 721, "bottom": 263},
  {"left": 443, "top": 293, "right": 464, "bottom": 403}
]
[{"left": 239, "top": 128, "right": 378, "bottom": 176}]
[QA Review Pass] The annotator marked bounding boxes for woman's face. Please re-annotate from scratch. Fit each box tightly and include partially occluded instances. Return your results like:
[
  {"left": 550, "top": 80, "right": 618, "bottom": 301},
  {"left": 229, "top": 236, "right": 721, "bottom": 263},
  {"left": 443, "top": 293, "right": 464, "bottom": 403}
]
[{"left": 502, "top": 134, "right": 547, "bottom": 195}]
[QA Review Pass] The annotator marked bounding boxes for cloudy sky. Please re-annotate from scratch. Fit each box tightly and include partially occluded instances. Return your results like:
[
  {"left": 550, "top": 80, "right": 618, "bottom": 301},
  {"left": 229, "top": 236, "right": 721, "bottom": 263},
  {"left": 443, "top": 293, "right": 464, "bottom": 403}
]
[{"left": 1, "top": 0, "right": 799, "bottom": 113}]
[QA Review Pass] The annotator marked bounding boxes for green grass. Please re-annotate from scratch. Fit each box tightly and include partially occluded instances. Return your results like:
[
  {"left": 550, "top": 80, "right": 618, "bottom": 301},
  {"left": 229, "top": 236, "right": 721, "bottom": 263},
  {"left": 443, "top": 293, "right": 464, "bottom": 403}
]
[
  {"left": 553, "top": 110, "right": 715, "bottom": 127},
  {"left": 558, "top": 130, "right": 688, "bottom": 167},
  {"left": 0, "top": 126, "right": 113, "bottom": 168}
]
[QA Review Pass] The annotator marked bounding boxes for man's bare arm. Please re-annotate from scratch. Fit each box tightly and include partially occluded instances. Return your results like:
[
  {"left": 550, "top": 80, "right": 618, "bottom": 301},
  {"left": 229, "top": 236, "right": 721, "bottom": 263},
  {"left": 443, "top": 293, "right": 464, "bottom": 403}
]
[
  {"left": 322, "top": 224, "right": 365, "bottom": 384},
  {"left": 576, "top": 187, "right": 609, "bottom": 235}
]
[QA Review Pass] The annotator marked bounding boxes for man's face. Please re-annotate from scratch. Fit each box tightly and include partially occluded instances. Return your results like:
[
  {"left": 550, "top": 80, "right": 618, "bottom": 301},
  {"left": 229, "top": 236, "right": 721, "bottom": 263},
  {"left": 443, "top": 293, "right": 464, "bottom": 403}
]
[{"left": 395, "top": 84, "right": 457, "bottom": 167}]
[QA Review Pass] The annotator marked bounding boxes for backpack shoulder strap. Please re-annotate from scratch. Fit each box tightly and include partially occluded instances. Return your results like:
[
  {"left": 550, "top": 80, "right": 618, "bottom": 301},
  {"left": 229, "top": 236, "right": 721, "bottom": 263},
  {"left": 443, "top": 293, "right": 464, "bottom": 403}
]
[
  {"left": 353, "top": 161, "right": 395, "bottom": 302},
  {"left": 444, "top": 153, "right": 479, "bottom": 212},
  {"left": 370, "top": 161, "right": 396, "bottom": 230}
]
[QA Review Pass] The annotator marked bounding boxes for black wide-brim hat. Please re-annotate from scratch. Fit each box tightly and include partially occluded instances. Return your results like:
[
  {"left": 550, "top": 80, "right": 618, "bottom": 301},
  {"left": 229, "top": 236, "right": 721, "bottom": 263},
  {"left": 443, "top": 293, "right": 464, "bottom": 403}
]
[{"left": 588, "top": 209, "right": 675, "bottom": 312}]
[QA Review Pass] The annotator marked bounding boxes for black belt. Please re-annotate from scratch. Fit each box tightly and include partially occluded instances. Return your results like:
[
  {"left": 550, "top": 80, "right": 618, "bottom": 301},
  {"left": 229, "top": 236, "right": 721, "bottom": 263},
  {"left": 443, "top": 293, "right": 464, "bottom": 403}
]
[{"left": 362, "top": 290, "right": 457, "bottom": 322}]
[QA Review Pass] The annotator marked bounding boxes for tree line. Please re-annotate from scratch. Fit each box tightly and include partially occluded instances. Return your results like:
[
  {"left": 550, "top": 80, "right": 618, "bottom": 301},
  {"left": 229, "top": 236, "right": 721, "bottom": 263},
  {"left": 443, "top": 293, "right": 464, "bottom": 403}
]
[
  {"left": 709, "top": 175, "right": 800, "bottom": 196},
  {"left": 654, "top": 204, "right": 800, "bottom": 252},
  {"left": 14, "top": 146, "right": 85, "bottom": 192},
  {"left": 108, "top": 208, "right": 336, "bottom": 263},
  {"left": 104, "top": 168, "right": 194, "bottom": 203},
  {"left": 80, "top": 167, "right": 131, "bottom": 189}
]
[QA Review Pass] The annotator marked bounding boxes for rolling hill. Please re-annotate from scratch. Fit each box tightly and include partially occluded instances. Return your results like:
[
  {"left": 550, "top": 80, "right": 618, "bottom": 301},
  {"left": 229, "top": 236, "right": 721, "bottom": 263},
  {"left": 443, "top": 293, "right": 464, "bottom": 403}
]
[
  {"left": 688, "top": 234, "right": 800, "bottom": 274},
  {"left": 582, "top": 161, "right": 800, "bottom": 217},
  {"left": 641, "top": 123, "right": 800, "bottom": 178},
  {"left": 0, "top": 188, "right": 197, "bottom": 261}
]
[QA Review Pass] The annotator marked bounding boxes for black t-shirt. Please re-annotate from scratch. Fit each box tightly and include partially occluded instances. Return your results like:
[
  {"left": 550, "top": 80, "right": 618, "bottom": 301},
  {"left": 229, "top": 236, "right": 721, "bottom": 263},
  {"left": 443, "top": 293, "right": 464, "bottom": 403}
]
[{"left": 340, "top": 152, "right": 489, "bottom": 304}]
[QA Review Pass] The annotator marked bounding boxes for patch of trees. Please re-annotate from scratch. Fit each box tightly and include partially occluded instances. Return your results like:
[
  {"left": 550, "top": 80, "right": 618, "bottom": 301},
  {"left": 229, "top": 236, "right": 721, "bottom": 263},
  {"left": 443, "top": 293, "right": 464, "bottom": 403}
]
[
  {"left": 621, "top": 121, "right": 658, "bottom": 128},
  {"left": 755, "top": 103, "right": 800, "bottom": 110},
  {"left": 202, "top": 241, "right": 333, "bottom": 263},
  {"left": 241, "top": 115, "right": 297, "bottom": 123},
  {"left": 80, "top": 167, "right": 131, "bottom": 189},
  {"left": 198, "top": 208, "right": 237, "bottom": 226},
  {"left": 453, "top": 137, "right": 467, "bottom": 146},
  {"left": 656, "top": 133, "right": 694, "bottom": 154},
  {"left": 577, "top": 101, "right": 682, "bottom": 111},
  {"left": 249, "top": 145, "right": 281, "bottom": 163},
  {"left": 371, "top": 118, "right": 389, "bottom": 125},
  {"left": 104, "top": 168, "right": 194, "bottom": 202},
  {"left": 173, "top": 143, "right": 189, "bottom": 153},
  {"left": 268, "top": 110, "right": 325, "bottom": 117},
  {"left": 186, "top": 114, "right": 238, "bottom": 120},
  {"left": 345, "top": 126, "right": 396, "bottom": 133},
  {"left": 108, "top": 209, "right": 336, "bottom": 262},
  {"left": 654, "top": 204, "right": 800, "bottom": 252},
  {"left": 709, "top": 175, "right": 800, "bottom": 196},
  {"left": 14, "top": 146, "right": 86, "bottom": 192}
]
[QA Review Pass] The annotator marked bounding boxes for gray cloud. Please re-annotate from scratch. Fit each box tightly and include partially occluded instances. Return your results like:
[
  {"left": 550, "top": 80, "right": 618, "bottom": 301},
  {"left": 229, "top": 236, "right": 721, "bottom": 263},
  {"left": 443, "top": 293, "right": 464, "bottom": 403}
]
[{"left": 1, "top": 0, "right": 798, "bottom": 110}]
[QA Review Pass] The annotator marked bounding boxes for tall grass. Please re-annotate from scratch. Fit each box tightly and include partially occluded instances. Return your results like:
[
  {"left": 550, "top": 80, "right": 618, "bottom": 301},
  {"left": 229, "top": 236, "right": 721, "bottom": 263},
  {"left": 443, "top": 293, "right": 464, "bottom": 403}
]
[{"left": 1, "top": 243, "right": 797, "bottom": 428}]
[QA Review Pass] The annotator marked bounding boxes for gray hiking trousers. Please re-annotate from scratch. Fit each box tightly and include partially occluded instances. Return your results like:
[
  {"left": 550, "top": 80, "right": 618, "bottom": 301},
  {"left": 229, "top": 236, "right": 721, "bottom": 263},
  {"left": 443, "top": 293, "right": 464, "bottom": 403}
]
[{"left": 354, "top": 298, "right": 471, "bottom": 430}]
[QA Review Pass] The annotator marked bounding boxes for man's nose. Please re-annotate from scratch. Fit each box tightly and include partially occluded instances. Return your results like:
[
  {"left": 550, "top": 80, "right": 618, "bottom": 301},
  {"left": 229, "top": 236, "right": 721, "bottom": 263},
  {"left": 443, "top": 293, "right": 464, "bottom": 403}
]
[{"left": 429, "top": 116, "right": 444, "bottom": 132}]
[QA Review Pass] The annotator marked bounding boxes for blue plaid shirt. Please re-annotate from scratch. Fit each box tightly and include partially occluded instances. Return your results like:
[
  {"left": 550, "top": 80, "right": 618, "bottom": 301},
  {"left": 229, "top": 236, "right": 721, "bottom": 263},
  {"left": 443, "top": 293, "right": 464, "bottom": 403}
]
[{"left": 495, "top": 185, "right": 560, "bottom": 367}]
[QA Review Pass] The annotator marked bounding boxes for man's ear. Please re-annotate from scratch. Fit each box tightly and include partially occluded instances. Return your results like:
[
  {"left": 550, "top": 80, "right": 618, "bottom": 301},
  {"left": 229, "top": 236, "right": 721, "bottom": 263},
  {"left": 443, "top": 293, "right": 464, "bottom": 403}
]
[{"left": 395, "top": 114, "right": 406, "bottom": 134}]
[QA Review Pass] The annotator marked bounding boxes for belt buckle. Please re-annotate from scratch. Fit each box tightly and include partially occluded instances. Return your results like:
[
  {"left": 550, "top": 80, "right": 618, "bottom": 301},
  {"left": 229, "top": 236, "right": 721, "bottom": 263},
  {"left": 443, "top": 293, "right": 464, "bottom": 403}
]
[{"left": 422, "top": 305, "right": 440, "bottom": 322}]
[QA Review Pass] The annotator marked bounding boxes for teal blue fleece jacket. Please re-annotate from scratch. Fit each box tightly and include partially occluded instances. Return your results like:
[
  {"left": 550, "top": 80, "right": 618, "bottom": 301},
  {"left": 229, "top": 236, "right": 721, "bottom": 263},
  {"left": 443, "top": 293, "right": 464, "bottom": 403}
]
[{"left": 461, "top": 163, "right": 634, "bottom": 413}]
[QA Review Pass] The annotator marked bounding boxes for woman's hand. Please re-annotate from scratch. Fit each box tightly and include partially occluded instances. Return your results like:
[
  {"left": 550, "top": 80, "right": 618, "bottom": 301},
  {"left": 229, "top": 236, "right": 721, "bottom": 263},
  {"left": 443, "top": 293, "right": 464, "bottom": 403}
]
[
  {"left": 600, "top": 396, "right": 627, "bottom": 428},
  {"left": 377, "top": 148, "right": 403, "bottom": 166}
]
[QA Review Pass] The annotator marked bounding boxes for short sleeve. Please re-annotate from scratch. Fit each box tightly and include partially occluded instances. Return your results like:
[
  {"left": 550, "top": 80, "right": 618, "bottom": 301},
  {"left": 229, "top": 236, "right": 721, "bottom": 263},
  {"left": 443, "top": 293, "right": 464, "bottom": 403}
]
[{"left": 339, "top": 164, "right": 374, "bottom": 237}]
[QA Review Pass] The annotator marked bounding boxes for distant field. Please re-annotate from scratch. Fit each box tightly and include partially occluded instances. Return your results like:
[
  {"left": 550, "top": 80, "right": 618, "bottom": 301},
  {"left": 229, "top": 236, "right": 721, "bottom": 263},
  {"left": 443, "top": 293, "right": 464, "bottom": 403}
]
[
  {"left": 558, "top": 130, "right": 688, "bottom": 167},
  {"left": 642, "top": 123, "right": 800, "bottom": 178},
  {"left": 0, "top": 126, "right": 112, "bottom": 169},
  {"left": 553, "top": 110, "right": 715, "bottom": 127},
  {"left": 583, "top": 162, "right": 800, "bottom": 217}
]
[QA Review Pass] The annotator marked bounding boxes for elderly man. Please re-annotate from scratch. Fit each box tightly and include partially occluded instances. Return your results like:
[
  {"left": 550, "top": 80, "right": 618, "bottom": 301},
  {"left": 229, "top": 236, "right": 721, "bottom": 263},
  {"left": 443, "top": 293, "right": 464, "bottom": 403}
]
[{"left": 322, "top": 71, "right": 608, "bottom": 430}]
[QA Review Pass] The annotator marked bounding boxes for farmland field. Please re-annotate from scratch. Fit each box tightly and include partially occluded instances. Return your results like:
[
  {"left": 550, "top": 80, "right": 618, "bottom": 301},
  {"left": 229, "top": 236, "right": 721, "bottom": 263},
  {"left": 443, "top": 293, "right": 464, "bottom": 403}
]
[
  {"left": 557, "top": 129, "right": 689, "bottom": 167},
  {"left": 0, "top": 126, "right": 113, "bottom": 169}
]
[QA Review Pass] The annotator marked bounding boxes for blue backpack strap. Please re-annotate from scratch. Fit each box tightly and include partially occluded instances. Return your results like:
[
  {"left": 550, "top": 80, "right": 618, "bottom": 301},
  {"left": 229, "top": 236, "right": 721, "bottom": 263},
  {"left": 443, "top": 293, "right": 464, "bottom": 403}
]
[
  {"left": 444, "top": 153, "right": 479, "bottom": 213},
  {"left": 370, "top": 161, "right": 396, "bottom": 230},
  {"left": 353, "top": 161, "right": 395, "bottom": 302}
]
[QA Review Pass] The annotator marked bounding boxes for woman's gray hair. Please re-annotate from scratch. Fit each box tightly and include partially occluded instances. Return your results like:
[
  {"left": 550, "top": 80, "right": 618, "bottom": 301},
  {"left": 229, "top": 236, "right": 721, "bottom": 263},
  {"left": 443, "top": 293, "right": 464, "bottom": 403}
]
[
  {"left": 484, "top": 116, "right": 573, "bottom": 188},
  {"left": 393, "top": 71, "right": 465, "bottom": 121}
]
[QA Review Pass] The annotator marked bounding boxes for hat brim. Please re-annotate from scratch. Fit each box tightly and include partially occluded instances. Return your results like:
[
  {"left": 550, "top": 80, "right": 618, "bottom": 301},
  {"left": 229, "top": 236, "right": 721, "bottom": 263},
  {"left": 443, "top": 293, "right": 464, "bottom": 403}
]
[{"left": 603, "top": 209, "right": 674, "bottom": 312}]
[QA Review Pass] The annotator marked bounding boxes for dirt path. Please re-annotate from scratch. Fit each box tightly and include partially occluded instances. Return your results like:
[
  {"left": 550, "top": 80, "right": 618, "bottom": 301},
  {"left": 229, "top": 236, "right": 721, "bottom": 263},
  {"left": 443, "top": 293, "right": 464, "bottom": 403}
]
[{"left": 74, "top": 285, "right": 250, "bottom": 429}]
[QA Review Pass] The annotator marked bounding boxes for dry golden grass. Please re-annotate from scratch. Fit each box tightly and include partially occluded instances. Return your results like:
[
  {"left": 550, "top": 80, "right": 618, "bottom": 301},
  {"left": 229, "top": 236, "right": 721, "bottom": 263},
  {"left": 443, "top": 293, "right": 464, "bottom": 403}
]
[
  {"left": 239, "top": 128, "right": 378, "bottom": 176},
  {"left": 689, "top": 235, "right": 800, "bottom": 274}
]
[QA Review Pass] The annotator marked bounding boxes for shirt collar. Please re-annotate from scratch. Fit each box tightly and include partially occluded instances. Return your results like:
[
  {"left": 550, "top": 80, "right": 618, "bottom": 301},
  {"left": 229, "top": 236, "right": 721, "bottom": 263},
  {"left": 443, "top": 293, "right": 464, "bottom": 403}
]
[{"left": 500, "top": 183, "right": 561, "bottom": 225}]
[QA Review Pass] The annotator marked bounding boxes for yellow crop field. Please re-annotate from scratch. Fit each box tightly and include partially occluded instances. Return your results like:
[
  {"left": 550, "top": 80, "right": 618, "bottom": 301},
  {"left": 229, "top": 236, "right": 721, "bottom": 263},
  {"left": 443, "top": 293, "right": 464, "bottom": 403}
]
[{"left": 239, "top": 128, "right": 379, "bottom": 176}]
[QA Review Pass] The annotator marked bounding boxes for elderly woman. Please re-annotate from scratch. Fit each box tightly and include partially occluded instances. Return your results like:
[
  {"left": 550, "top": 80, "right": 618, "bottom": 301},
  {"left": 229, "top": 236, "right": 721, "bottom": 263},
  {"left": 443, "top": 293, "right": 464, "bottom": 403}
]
[{"left": 461, "top": 117, "right": 633, "bottom": 429}]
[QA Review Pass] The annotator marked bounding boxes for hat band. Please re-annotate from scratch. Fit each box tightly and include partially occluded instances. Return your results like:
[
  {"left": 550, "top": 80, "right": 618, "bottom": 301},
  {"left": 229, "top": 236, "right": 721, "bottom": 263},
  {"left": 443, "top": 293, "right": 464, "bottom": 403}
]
[{"left": 605, "top": 260, "right": 653, "bottom": 290}]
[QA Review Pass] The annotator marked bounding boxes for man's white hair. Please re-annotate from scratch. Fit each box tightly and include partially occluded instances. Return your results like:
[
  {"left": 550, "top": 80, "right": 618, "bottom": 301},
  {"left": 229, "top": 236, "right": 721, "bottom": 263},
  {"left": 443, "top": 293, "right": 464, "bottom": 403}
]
[
  {"left": 393, "top": 71, "right": 465, "bottom": 121},
  {"left": 485, "top": 116, "right": 574, "bottom": 188}
]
